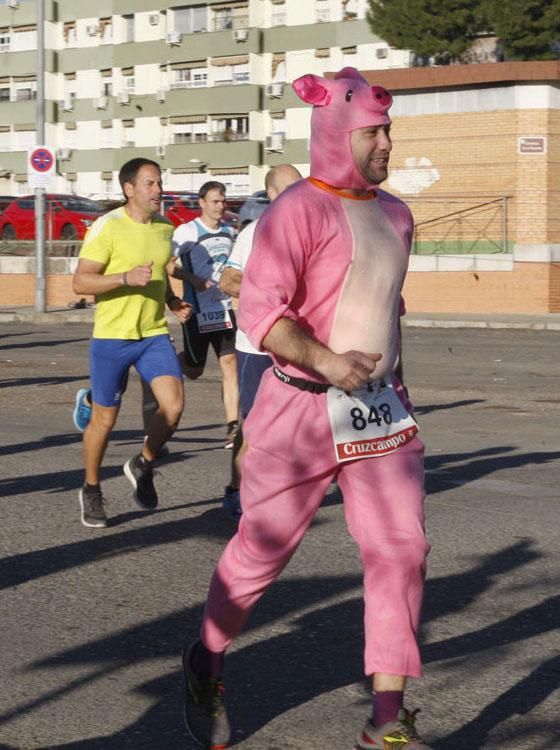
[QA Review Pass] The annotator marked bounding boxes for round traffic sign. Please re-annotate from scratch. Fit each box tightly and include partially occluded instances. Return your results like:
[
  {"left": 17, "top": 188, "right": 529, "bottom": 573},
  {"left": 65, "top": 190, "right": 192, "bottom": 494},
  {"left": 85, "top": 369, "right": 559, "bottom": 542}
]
[{"left": 30, "top": 147, "right": 54, "bottom": 173}]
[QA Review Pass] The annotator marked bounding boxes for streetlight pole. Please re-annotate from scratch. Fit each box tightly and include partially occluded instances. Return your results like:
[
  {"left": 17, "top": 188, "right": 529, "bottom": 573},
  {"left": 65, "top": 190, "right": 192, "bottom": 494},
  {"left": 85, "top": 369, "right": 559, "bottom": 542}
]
[{"left": 35, "top": 0, "right": 46, "bottom": 313}]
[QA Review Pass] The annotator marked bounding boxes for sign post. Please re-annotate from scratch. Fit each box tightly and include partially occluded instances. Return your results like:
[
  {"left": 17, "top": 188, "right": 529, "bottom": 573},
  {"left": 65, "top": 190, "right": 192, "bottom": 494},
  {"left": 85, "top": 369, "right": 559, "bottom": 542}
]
[{"left": 34, "top": 0, "right": 46, "bottom": 313}]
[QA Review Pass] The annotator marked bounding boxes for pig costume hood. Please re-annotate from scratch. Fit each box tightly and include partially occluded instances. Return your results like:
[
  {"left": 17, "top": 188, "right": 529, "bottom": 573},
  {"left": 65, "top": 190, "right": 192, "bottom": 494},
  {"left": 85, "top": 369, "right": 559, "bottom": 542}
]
[{"left": 292, "top": 66, "right": 392, "bottom": 192}]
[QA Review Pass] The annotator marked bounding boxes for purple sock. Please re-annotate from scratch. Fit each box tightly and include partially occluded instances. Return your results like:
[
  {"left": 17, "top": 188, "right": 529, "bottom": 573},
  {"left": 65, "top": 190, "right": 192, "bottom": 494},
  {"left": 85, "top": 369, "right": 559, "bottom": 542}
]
[
  {"left": 192, "top": 640, "right": 224, "bottom": 678},
  {"left": 372, "top": 690, "right": 404, "bottom": 727}
]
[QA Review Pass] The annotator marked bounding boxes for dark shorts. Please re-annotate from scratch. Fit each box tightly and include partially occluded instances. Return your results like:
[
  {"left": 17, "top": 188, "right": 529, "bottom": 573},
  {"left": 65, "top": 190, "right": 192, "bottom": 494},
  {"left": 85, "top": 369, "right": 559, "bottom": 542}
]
[
  {"left": 182, "top": 309, "right": 237, "bottom": 369},
  {"left": 89, "top": 334, "right": 182, "bottom": 407},
  {"left": 237, "top": 349, "right": 273, "bottom": 418}
]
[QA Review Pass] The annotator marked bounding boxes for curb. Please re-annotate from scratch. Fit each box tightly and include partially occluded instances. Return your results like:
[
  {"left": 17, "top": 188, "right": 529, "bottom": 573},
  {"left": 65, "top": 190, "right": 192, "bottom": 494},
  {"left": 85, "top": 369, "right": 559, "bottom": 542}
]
[{"left": 0, "top": 310, "right": 559, "bottom": 331}]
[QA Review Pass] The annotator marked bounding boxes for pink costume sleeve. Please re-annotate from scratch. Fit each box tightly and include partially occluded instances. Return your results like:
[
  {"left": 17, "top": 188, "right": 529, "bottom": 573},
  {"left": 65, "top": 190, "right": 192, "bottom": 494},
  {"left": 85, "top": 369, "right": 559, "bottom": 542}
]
[{"left": 238, "top": 184, "right": 318, "bottom": 351}]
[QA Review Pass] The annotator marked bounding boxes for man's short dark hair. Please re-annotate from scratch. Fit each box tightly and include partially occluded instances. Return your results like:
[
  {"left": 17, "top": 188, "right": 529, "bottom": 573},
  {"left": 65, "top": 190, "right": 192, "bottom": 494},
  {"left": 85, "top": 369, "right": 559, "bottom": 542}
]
[
  {"left": 198, "top": 181, "right": 226, "bottom": 199},
  {"left": 119, "top": 158, "right": 161, "bottom": 199}
]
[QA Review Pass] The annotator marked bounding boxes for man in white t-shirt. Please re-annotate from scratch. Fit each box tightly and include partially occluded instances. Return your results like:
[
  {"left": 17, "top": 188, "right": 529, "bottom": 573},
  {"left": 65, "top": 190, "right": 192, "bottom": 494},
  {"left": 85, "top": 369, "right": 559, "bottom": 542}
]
[
  {"left": 171, "top": 181, "right": 239, "bottom": 449},
  {"left": 219, "top": 165, "right": 302, "bottom": 517}
]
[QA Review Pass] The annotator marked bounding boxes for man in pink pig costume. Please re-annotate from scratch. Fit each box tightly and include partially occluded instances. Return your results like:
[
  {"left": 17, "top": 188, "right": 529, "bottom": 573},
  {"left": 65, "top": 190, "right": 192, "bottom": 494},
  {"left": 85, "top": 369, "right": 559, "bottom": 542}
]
[{"left": 182, "top": 67, "right": 433, "bottom": 750}]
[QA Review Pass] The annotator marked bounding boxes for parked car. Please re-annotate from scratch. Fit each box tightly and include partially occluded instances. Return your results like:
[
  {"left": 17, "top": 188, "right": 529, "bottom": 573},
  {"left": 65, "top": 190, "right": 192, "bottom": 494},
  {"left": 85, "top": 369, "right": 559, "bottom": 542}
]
[
  {"left": 238, "top": 190, "right": 270, "bottom": 227},
  {"left": 161, "top": 191, "right": 239, "bottom": 231},
  {"left": 0, "top": 195, "right": 16, "bottom": 216},
  {"left": 0, "top": 194, "right": 104, "bottom": 240}
]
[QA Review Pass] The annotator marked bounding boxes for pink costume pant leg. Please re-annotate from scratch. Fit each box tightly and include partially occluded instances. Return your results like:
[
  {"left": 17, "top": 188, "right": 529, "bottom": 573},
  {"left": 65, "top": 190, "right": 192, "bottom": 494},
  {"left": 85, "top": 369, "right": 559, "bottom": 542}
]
[
  {"left": 200, "top": 373, "right": 429, "bottom": 680},
  {"left": 201, "top": 373, "right": 337, "bottom": 652},
  {"left": 337, "top": 437, "right": 429, "bottom": 678}
]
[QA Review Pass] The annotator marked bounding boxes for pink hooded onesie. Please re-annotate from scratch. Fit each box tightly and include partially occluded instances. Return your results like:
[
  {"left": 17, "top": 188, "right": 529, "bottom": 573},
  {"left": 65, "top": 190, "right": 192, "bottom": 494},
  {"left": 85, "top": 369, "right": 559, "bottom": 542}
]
[{"left": 201, "top": 68, "right": 429, "bottom": 680}]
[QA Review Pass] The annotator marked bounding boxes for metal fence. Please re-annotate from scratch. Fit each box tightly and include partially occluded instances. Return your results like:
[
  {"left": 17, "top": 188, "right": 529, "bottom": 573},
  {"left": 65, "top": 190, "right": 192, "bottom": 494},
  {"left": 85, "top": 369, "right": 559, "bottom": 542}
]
[
  {"left": 409, "top": 196, "right": 512, "bottom": 255},
  {"left": 0, "top": 240, "right": 82, "bottom": 257}
]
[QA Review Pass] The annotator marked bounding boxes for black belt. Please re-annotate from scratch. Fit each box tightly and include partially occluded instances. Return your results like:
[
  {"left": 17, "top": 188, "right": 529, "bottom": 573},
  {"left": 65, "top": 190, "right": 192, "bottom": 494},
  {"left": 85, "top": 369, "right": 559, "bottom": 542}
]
[{"left": 273, "top": 366, "right": 329, "bottom": 394}]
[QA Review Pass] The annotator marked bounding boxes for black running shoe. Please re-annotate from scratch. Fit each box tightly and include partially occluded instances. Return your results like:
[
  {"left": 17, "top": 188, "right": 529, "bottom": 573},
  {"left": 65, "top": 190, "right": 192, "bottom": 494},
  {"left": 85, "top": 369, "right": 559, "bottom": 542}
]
[
  {"left": 182, "top": 641, "right": 231, "bottom": 749},
  {"left": 78, "top": 484, "right": 107, "bottom": 528},
  {"left": 124, "top": 453, "right": 158, "bottom": 510},
  {"left": 224, "top": 421, "right": 239, "bottom": 450}
]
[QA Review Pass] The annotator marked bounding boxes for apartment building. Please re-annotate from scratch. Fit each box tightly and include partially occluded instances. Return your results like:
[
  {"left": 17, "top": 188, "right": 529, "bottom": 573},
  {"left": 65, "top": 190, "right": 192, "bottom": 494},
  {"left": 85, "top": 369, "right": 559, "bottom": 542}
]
[{"left": 0, "top": 0, "right": 411, "bottom": 197}]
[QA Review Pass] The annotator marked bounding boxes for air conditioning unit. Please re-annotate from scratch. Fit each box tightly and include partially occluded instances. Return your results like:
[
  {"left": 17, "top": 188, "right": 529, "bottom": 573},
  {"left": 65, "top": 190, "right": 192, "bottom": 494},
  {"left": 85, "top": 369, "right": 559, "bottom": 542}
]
[
  {"left": 166, "top": 31, "right": 181, "bottom": 46},
  {"left": 86, "top": 25, "right": 100, "bottom": 36},
  {"left": 62, "top": 96, "right": 74, "bottom": 111},
  {"left": 8, "top": 0, "right": 19, "bottom": 8},
  {"left": 156, "top": 144, "right": 166, "bottom": 157},
  {"left": 265, "top": 133, "right": 284, "bottom": 152},
  {"left": 58, "top": 148, "right": 72, "bottom": 161},
  {"left": 148, "top": 14, "right": 160, "bottom": 26},
  {"left": 233, "top": 28, "right": 248, "bottom": 42},
  {"left": 118, "top": 91, "right": 130, "bottom": 104},
  {"left": 95, "top": 95, "right": 108, "bottom": 109},
  {"left": 266, "top": 82, "right": 284, "bottom": 98},
  {"left": 156, "top": 88, "right": 166, "bottom": 102}
]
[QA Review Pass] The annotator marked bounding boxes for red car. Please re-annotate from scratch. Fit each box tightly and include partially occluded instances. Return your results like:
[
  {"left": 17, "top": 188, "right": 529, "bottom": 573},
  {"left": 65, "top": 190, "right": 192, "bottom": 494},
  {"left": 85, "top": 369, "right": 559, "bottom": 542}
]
[
  {"left": 161, "top": 191, "right": 238, "bottom": 232},
  {"left": 0, "top": 194, "right": 104, "bottom": 241}
]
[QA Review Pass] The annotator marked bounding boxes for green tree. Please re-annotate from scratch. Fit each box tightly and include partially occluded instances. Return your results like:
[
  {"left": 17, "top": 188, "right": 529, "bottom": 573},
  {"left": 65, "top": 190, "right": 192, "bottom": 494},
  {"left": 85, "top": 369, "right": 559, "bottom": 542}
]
[
  {"left": 485, "top": 0, "right": 560, "bottom": 60},
  {"left": 367, "top": 0, "right": 487, "bottom": 64}
]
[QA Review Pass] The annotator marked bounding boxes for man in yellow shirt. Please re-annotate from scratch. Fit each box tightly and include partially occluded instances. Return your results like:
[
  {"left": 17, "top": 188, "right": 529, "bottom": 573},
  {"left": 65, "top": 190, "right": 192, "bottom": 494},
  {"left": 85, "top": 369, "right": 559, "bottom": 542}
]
[{"left": 73, "top": 158, "right": 190, "bottom": 528}]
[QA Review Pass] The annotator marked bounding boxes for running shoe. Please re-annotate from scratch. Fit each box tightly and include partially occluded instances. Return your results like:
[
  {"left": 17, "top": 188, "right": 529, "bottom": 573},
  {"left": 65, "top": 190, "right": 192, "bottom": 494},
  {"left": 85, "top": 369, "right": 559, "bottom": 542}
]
[
  {"left": 124, "top": 453, "right": 158, "bottom": 510},
  {"left": 355, "top": 708, "right": 433, "bottom": 749},
  {"left": 222, "top": 486, "right": 242, "bottom": 520},
  {"left": 182, "top": 641, "right": 231, "bottom": 749},
  {"left": 78, "top": 484, "right": 107, "bottom": 528},
  {"left": 73, "top": 388, "right": 92, "bottom": 432},
  {"left": 224, "top": 421, "right": 239, "bottom": 450}
]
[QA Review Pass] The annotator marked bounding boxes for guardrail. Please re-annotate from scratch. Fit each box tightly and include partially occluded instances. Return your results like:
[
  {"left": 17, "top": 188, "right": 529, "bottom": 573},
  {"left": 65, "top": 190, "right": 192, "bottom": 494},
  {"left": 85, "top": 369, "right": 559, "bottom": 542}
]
[
  {"left": 410, "top": 196, "right": 512, "bottom": 254},
  {"left": 0, "top": 240, "right": 82, "bottom": 257}
]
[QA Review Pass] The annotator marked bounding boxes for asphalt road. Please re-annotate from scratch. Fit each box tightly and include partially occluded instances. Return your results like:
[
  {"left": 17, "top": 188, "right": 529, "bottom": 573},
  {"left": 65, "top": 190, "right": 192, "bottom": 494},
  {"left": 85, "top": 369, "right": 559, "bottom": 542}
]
[{"left": 0, "top": 323, "right": 558, "bottom": 750}]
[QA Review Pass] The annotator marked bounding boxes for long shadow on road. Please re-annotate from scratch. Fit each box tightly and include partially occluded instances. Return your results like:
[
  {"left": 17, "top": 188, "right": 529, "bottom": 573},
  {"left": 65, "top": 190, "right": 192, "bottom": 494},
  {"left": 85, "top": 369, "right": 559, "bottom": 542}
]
[{"left": 2, "top": 540, "right": 557, "bottom": 749}]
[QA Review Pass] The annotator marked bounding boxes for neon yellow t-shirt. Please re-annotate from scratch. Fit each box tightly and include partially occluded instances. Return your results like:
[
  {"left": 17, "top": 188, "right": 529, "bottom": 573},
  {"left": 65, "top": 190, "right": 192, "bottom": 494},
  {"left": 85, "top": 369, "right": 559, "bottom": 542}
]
[{"left": 79, "top": 207, "right": 174, "bottom": 339}]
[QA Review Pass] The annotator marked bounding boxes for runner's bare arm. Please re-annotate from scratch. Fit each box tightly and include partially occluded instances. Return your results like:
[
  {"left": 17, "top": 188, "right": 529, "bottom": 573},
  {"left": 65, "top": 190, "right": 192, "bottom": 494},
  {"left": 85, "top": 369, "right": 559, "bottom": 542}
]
[
  {"left": 165, "top": 275, "right": 192, "bottom": 323},
  {"left": 262, "top": 317, "right": 382, "bottom": 391},
  {"left": 168, "top": 259, "right": 213, "bottom": 292},
  {"left": 73, "top": 258, "right": 152, "bottom": 295},
  {"left": 219, "top": 267, "right": 243, "bottom": 298}
]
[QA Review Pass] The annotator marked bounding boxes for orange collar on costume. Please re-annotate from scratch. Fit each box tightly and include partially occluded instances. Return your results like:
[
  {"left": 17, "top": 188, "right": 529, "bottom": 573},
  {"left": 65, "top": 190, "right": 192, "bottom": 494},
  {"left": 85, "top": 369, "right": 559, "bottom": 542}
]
[{"left": 307, "top": 177, "right": 377, "bottom": 201}]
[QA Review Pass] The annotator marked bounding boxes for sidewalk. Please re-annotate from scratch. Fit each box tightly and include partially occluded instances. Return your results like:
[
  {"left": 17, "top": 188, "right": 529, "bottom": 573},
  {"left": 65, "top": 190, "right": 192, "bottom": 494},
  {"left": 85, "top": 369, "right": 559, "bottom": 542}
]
[{"left": 0, "top": 305, "right": 559, "bottom": 330}]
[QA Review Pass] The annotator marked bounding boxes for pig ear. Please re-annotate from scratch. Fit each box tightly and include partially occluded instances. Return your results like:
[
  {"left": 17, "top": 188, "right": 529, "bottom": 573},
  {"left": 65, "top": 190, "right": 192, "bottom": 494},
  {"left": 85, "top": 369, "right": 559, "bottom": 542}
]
[{"left": 292, "top": 74, "right": 332, "bottom": 106}]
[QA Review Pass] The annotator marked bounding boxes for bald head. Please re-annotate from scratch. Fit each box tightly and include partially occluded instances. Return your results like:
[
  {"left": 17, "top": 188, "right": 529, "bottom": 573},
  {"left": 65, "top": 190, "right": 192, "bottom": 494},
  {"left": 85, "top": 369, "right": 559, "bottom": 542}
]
[{"left": 265, "top": 164, "right": 302, "bottom": 201}]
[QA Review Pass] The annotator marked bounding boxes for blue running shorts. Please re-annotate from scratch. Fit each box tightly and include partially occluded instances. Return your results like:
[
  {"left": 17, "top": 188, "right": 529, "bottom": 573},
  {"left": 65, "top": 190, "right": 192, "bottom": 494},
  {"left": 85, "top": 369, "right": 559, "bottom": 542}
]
[
  {"left": 90, "top": 334, "right": 182, "bottom": 407},
  {"left": 236, "top": 350, "right": 272, "bottom": 419}
]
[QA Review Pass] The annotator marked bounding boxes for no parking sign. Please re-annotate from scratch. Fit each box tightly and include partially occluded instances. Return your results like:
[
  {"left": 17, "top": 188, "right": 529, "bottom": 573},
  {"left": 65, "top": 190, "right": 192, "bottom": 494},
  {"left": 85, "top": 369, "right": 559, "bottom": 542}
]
[{"left": 27, "top": 145, "right": 55, "bottom": 189}]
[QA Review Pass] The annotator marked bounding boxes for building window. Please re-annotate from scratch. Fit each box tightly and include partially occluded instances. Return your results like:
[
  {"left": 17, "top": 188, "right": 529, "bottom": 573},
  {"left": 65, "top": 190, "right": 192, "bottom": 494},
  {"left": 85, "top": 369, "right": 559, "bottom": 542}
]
[
  {"left": 0, "top": 32, "right": 11, "bottom": 53},
  {"left": 234, "top": 69, "right": 249, "bottom": 84},
  {"left": 173, "top": 123, "right": 208, "bottom": 144},
  {"left": 212, "top": 5, "right": 249, "bottom": 31},
  {"left": 316, "top": 0, "right": 330, "bottom": 23},
  {"left": 16, "top": 87, "right": 35, "bottom": 101},
  {"left": 210, "top": 116, "right": 249, "bottom": 141},
  {"left": 101, "top": 127, "right": 114, "bottom": 149},
  {"left": 170, "top": 67, "right": 208, "bottom": 89},
  {"left": 174, "top": 6, "right": 207, "bottom": 34},
  {"left": 63, "top": 22, "right": 77, "bottom": 45},
  {"left": 100, "top": 17, "right": 112, "bottom": 43},
  {"left": 123, "top": 14, "right": 134, "bottom": 43},
  {"left": 0, "top": 87, "right": 10, "bottom": 101},
  {"left": 102, "top": 177, "right": 115, "bottom": 194}
]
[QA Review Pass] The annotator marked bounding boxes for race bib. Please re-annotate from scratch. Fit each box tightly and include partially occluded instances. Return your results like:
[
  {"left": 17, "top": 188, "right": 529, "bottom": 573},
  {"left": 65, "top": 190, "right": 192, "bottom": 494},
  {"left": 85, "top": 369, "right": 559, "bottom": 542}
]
[
  {"left": 327, "top": 378, "right": 418, "bottom": 463},
  {"left": 196, "top": 308, "right": 232, "bottom": 333}
]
